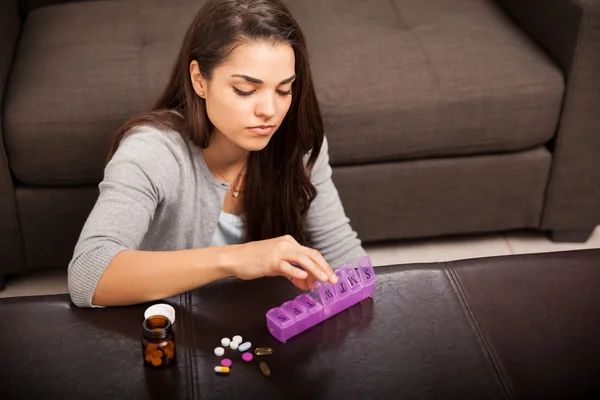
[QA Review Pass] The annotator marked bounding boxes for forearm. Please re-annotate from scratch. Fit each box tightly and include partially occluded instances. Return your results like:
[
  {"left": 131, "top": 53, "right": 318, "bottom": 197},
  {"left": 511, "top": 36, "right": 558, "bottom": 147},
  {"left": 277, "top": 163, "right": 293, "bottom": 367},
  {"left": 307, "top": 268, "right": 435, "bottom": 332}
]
[{"left": 91, "top": 246, "right": 236, "bottom": 307}]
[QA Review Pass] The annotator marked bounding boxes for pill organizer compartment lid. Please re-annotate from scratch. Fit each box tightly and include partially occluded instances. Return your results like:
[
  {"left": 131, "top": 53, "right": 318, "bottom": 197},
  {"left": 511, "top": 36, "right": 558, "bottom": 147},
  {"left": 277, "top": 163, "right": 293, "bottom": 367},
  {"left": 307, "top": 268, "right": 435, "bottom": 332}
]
[{"left": 144, "top": 304, "right": 176, "bottom": 324}]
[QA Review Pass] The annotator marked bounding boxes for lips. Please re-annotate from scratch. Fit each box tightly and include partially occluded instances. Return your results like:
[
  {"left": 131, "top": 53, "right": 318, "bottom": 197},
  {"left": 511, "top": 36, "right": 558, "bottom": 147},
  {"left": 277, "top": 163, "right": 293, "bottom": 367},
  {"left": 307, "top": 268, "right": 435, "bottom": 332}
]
[{"left": 247, "top": 125, "right": 275, "bottom": 136}]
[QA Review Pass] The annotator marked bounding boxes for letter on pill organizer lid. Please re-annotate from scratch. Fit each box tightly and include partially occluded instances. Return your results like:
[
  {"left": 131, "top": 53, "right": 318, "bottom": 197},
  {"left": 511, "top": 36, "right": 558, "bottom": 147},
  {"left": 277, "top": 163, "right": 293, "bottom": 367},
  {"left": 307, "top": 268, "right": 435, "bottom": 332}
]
[
  {"left": 333, "top": 269, "right": 351, "bottom": 300},
  {"left": 281, "top": 300, "right": 308, "bottom": 320},
  {"left": 340, "top": 264, "right": 362, "bottom": 290},
  {"left": 357, "top": 256, "right": 376, "bottom": 299},
  {"left": 294, "top": 293, "right": 322, "bottom": 313},
  {"left": 316, "top": 281, "right": 337, "bottom": 308},
  {"left": 266, "top": 307, "right": 294, "bottom": 328},
  {"left": 357, "top": 256, "right": 375, "bottom": 285}
]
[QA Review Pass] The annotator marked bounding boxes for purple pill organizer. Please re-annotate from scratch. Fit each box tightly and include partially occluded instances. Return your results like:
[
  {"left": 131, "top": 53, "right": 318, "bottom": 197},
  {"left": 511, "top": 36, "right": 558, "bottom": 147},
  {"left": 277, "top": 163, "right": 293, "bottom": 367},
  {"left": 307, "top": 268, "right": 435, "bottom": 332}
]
[{"left": 265, "top": 256, "right": 376, "bottom": 343}]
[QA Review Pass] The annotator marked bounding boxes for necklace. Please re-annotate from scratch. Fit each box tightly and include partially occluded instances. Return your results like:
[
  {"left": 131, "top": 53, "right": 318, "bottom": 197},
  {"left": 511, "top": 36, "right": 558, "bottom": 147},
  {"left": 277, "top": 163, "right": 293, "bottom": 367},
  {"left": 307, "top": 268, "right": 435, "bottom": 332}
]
[
  {"left": 205, "top": 156, "right": 246, "bottom": 198},
  {"left": 216, "top": 170, "right": 243, "bottom": 198}
]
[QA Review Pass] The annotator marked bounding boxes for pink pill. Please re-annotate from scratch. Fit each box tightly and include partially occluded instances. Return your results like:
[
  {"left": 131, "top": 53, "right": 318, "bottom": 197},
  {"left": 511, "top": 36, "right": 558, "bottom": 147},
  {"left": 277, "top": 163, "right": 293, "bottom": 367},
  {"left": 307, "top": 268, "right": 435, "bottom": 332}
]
[
  {"left": 242, "top": 352, "right": 253, "bottom": 362},
  {"left": 221, "top": 358, "right": 232, "bottom": 367}
]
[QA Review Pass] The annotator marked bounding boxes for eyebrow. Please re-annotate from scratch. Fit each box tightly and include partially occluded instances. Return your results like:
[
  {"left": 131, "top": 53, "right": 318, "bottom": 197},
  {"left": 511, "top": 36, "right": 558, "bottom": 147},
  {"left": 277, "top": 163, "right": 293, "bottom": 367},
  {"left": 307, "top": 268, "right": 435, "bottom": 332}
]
[{"left": 231, "top": 74, "right": 296, "bottom": 85}]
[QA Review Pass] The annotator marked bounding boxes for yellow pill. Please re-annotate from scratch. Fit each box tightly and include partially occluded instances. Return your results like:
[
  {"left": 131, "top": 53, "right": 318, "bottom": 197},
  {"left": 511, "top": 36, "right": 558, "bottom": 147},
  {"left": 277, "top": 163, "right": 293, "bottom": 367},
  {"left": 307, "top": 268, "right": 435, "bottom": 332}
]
[
  {"left": 214, "top": 366, "right": 230, "bottom": 374},
  {"left": 259, "top": 361, "right": 271, "bottom": 377},
  {"left": 254, "top": 347, "right": 273, "bottom": 356}
]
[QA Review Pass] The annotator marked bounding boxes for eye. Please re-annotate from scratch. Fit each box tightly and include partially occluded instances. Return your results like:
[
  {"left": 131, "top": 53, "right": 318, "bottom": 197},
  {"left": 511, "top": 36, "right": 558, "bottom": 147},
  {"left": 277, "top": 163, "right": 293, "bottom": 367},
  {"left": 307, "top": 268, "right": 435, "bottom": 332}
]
[
  {"left": 233, "top": 87, "right": 254, "bottom": 97},
  {"left": 277, "top": 89, "right": 293, "bottom": 97}
]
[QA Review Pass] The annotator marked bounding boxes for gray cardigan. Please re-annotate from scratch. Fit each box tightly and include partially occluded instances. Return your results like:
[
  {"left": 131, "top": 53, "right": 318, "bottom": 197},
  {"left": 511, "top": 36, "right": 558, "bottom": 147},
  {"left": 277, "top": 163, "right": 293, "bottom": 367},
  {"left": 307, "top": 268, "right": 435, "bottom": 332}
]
[{"left": 68, "top": 125, "right": 366, "bottom": 307}]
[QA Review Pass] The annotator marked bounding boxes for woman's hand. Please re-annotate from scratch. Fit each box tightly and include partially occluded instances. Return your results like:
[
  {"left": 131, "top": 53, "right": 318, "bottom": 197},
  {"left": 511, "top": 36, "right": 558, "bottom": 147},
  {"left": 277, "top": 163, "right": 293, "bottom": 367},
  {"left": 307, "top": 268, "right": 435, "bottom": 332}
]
[{"left": 224, "top": 235, "right": 339, "bottom": 290}]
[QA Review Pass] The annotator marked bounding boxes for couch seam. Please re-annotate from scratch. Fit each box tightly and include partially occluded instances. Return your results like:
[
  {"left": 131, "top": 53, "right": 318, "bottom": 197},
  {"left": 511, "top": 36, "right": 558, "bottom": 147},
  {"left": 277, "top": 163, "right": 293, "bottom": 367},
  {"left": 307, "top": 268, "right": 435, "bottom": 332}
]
[
  {"left": 444, "top": 266, "right": 515, "bottom": 399},
  {"left": 181, "top": 290, "right": 195, "bottom": 399},
  {"left": 388, "top": 0, "right": 441, "bottom": 89},
  {"left": 540, "top": 0, "right": 590, "bottom": 231}
]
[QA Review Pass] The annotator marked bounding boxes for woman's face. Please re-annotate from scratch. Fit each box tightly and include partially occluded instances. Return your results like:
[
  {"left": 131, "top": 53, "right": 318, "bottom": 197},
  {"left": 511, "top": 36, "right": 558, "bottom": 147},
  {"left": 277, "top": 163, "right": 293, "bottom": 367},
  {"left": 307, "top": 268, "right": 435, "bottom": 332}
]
[{"left": 190, "top": 40, "right": 296, "bottom": 152}]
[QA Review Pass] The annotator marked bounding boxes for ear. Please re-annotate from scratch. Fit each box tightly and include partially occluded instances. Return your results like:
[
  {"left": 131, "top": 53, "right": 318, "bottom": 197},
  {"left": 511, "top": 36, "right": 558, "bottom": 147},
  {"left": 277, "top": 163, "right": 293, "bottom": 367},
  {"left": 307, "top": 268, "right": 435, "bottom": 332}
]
[{"left": 189, "top": 60, "right": 208, "bottom": 98}]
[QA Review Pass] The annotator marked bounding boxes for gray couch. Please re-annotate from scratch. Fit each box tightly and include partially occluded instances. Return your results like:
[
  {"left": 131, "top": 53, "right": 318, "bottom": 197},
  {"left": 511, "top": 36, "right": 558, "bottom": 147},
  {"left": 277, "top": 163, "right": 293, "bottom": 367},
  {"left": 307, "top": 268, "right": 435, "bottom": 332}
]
[{"left": 1, "top": 0, "right": 599, "bottom": 288}]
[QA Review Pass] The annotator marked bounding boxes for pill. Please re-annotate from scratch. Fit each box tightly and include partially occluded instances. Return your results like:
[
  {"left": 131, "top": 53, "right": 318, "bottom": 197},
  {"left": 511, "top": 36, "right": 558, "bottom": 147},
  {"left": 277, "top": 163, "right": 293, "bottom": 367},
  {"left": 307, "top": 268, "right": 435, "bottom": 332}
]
[
  {"left": 254, "top": 347, "right": 273, "bottom": 356},
  {"left": 151, "top": 358, "right": 162, "bottom": 367},
  {"left": 214, "top": 366, "right": 230, "bottom": 374},
  {"left": 214, "top": 347, "right": 225, "bottom": 356},
  {"left": 221, "top": 358, "right": 232, "bottom": 367},
  {"left": 229, "top": 341, "right": 239, "bottom": 350},
  {"left": 238, "top": 342, "right": 251, "bottom": 352},
  {"left": 221, "top": 337, "right": 231, "bottom": 347},
  {"left": 242, "top": 352, "right": 253, "bottom": 362},
  {"left": 259, "top": 361, "right": 271, "bottom": 377},
  {"left": 232, "top": 335, "right": 243, "bottom": 344}
]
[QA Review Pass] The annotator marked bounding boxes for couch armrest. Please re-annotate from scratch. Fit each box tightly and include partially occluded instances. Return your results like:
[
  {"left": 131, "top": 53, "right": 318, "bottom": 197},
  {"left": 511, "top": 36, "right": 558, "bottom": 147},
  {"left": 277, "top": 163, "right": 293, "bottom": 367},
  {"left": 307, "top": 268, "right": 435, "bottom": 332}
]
[
  {"left": 497, "top": 0, "right": 600, "bottom": 236},
  {"left": 0, "top": 0, "right": 26, "bottom": 281}
]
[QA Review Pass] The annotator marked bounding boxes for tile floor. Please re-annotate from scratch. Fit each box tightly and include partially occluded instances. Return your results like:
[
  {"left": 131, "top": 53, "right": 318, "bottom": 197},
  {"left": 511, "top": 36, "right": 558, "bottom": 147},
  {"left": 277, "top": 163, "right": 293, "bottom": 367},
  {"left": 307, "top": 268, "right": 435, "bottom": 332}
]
[{"left": 1, "top": 226, "right": 599, "bottom": 299}]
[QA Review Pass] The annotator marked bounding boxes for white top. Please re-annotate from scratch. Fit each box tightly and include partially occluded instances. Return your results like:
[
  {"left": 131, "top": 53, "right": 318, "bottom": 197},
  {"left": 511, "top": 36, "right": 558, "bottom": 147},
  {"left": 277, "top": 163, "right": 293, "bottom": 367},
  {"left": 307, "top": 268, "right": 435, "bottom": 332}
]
[{"left": 209, "top": 211, "right": 246, "bottom": 246}]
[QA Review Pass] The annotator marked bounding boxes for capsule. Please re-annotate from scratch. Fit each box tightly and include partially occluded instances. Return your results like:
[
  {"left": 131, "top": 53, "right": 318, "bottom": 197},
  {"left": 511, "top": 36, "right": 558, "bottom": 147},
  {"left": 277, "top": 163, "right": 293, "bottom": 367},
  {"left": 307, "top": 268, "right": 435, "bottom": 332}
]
[
  {"left": 214, "top": 366, "right": 230, "bottom": 374},
  {"left": 238, "top": 341, "right": 252, "bottom": 352},
  {"left": 254, "top": 347, "right": 273, "bottom": 356},
  {"left": 259, "top": 361, "right": 271, "bottom": 377}
]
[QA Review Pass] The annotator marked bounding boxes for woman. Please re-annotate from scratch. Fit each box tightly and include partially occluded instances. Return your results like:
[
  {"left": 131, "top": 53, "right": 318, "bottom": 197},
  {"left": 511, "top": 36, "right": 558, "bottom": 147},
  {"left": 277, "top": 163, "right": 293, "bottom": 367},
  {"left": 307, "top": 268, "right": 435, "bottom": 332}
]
[{"left": 68, "top": 0, "right": 366, "bottom": 308}]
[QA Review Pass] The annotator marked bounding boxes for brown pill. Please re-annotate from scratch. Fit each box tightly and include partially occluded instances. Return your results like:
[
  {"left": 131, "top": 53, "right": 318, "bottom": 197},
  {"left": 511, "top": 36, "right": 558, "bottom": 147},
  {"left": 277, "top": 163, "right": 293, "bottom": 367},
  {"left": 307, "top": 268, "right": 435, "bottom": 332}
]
[
  {"left": 259, "top": 361, "right": 271, "bottom": 377},
  {"left": 144, "top": 354, "right": 154, "bottom": 363},
  {"left": 145, "top": 343, "right": 158, "bottom": 353},
  {"left": 152, "top": 350, "right": 163, "bottom": 358},
  {"left": 151, "top": 358, "right": 162, "bottom": 367}
]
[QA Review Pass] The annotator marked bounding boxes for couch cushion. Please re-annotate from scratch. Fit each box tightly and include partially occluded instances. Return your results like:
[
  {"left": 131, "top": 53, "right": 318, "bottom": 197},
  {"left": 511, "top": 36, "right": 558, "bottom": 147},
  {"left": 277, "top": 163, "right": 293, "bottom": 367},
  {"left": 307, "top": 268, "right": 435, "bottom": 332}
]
[
  {"left": 4, "top": 0, "right": 565, "bottom": 185},
  {"left": 295, "top": 0, "right": 565, "bottom": 165},
  {"left": 4, "top": 0, "right": 200, "bottom": 185}
]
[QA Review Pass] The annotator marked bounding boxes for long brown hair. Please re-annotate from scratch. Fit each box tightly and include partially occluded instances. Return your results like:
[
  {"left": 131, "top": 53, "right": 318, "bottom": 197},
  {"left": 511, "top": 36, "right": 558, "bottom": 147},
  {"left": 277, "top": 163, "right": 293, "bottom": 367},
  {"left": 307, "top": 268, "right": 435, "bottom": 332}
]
[{"left": 107, "top": 0, "right": 324, "bottom": 246}]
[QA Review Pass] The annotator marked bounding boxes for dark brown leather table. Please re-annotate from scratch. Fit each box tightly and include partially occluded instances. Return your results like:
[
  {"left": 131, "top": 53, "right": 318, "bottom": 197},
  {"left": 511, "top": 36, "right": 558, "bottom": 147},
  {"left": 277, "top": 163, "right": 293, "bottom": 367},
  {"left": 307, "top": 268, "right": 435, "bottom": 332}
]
[{"left": 1, "top": 249, "right": 599, "bottom": 399}]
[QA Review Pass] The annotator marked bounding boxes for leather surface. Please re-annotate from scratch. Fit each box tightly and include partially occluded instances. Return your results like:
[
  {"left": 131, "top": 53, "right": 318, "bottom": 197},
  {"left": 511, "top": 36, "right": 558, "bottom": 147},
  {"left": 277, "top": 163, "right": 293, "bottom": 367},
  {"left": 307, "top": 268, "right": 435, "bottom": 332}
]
[
  {"left": 451, "top": 250, "right": 600, "bottom": 398},
  {"left": 1, "top": 250, "right": 599, "bottom": 399}
]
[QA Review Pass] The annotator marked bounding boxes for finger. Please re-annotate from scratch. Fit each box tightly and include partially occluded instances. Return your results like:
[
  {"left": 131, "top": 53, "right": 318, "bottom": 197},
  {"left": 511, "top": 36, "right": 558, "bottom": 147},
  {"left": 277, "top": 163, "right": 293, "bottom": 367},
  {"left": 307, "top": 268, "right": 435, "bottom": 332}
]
[
  {"left": 301, "top": 247, "right": 338, "bottom": 285},
  {"left": 307, "top": 275, "right": 318, "bottom": 290},
  {"left": 279, "top": 260, "right": 308, "bottom": 280},
  {"left": 288, "top": 252, "right": 329, "bottom": 282},
  {"left": 282, "top": 234, "right": 298, "bottom": 244},
  {"left": 293, "top": 274, "right": 318, "bottom": 290},
  {"left": 289, "top": 277, "right": 312, "bottom": 291}
]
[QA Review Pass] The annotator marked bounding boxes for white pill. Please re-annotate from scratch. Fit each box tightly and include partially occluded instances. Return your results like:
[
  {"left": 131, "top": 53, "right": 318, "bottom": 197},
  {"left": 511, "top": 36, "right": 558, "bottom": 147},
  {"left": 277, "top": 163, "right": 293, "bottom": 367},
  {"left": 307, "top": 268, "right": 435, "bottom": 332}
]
[
  {"left": 232, "top": 335, "right": 243, "bottom": 344},
  {"left": 214, "top": 347, "right": 225, "bottom": 356},
  {"left": 229, "top": 341, "right": 239, "bottom": 350},
  {"left": 238, "top": 342, "right": 251, "bottom": 352},
  {"left": 221, "top": 337, "right": 231, "bottom": 347}
]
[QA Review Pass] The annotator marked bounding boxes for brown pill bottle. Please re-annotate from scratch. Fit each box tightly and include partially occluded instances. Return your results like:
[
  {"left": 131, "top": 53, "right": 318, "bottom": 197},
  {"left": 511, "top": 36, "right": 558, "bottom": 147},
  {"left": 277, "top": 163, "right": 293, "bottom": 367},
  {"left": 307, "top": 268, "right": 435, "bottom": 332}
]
[{"left": 142, "top": 315, "right": 176, "bottom": 368}]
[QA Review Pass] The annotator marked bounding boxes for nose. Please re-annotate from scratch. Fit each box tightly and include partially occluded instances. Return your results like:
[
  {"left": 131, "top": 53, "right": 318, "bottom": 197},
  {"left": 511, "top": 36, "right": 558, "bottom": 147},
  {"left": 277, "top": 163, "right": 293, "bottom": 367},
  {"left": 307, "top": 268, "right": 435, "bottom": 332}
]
[{"left": 254, "top": 92, "right": 276, "bottom": 120}]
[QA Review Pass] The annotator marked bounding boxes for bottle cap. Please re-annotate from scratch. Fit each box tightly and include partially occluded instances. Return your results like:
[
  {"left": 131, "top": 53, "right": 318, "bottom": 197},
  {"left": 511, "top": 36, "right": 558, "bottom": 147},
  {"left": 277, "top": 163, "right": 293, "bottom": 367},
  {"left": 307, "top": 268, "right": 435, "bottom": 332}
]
[{"left": 144, "top": 304, "right": 176, "bottom": 324}]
